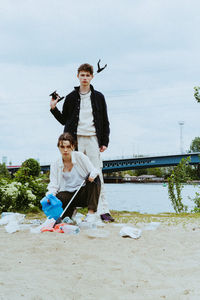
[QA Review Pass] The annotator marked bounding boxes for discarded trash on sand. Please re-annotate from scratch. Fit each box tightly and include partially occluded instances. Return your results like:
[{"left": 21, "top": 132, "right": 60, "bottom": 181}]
[
  {"left": 30, "top": 218, "right": 55, "bottom": 233},
  {"left": 63, "top": 216, "right": 73, "bottom": 224},
  {"left": 85, "top": 228, "right": 110, "bottom": 238},
  {"left": 0, "top": 211, "right": 107, "bottom": 236},
  {"left": 0, "top": 212, "right": 25, "bottom": 226},
  {"left": 0, "top": 213, "right": 26, "bottom": 233},
  {"left": 40, "top": 221, "right": 80, "bottom": 234},
  {"left": 119, "top": 226, "right": 142, "bottom": 239}
]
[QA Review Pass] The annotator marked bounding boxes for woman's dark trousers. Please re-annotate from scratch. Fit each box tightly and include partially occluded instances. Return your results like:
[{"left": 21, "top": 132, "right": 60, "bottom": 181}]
[{"left": 56, "top": 176, "right": 101, "bottom": 218}]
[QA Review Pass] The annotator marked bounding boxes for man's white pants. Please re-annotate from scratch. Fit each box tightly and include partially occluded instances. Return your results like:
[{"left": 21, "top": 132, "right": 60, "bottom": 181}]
[{"left": 77, "top": 135, "right": 109, "bottom": 215}]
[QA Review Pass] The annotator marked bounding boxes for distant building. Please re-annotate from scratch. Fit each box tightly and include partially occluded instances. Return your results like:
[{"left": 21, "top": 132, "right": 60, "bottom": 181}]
[
  {"left": 123, "top": 174, "right": 164, "bottom": 183},
  {"left": 123, "top": 174, "right": 137, "bottom": 182},
  {"left": 138, "top": 174, "right": 156, "bottom": 180}
]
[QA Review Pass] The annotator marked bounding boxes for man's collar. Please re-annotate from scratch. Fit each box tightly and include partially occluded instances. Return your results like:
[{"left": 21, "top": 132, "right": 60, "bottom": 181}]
[{"left": 74, "top": 84, "right": 94, "bottom": 92}]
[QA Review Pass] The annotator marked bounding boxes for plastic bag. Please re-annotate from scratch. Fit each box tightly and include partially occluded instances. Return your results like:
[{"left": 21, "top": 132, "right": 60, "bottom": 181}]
[
  {"left": 40, "top": 194, "right": 63, "bottom": 220},
  {"left": 0, "top": 212, "right": 25, "bottom": 226},
  {"left": 119, "top": 226, "right": 142, "bottom": 239}
]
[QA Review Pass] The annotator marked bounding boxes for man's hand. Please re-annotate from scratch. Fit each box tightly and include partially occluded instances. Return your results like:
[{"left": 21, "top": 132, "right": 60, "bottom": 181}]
[
  {"left": 100, "top": 145, "right": 107, "bottom": 152},
  {"left": 50, "top": 97, "right": 59, "bottom": 110}
]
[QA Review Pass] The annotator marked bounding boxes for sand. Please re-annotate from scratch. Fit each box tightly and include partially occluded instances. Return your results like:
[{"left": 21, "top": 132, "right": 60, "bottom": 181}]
[{"left": 1, "top": 218, "right": 200, "bottom": 300}]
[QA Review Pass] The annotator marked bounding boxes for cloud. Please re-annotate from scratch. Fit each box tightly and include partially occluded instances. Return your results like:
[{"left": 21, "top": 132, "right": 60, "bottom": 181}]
[{"left": 1, "top": 0, "right": 200, "bottom": 164}]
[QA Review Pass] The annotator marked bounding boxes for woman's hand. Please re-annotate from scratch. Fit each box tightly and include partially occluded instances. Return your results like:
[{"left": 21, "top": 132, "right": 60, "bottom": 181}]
[{"left": 88, "top": 176, "right": 94, "bottom": 182}]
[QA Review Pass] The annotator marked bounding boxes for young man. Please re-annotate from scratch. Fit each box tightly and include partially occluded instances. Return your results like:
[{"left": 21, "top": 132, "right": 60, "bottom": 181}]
[{"left": 50, "top": 63, "right": 114, "bottom": 222}]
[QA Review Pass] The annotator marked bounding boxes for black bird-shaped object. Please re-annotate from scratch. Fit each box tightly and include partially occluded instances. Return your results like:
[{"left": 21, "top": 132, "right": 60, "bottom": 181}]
[
  {"left": 49, "top": 90, "right": 64, "bottom": 102},
  {"left": 97, "top": 59, "right": 107, "bottom": 73}
]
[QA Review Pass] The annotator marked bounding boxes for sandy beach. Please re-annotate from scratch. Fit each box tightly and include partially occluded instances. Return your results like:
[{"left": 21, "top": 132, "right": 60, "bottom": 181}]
[{"left": 1, "top": 215, "right": 200, "bottom": 300}]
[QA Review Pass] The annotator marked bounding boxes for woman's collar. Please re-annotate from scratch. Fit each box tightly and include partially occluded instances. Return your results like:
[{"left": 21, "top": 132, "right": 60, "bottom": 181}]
[{"left": 58, "top": 151, "right": 77, "bottom": 167}]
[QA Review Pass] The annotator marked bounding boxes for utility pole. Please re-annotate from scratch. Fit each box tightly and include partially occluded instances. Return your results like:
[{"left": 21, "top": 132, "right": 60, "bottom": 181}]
[{"left": 178, "top": 121, "right": 184, "bottom": 154}]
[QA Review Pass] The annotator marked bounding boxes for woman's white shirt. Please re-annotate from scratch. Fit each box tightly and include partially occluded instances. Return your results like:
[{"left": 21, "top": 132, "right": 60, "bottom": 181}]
[
  {"left": 46, "top": 151, "right": 99, "bottom": 196},
  {"left": 60, "top": 165, "right": 85, "bottom": 192}
]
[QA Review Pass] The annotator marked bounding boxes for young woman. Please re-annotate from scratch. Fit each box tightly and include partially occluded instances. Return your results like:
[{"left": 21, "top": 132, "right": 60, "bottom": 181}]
[{"left": 46, "top": 132, "right": 101, "bottom": 222}]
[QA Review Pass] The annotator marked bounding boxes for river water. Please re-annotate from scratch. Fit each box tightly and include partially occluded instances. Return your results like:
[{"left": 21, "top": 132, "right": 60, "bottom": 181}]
[{"left": 104, "top": 183, "right": 200, "bottom": 214}]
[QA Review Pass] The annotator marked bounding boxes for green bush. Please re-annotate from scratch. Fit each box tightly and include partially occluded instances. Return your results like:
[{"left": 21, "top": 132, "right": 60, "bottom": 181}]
[
  {"left": 21, "top": 158, "right": 41, "bottom": 177},
  {"left": 0, "top": 176, "right": 48, "bottom": 213},
  {"left": 0, "top": 158, "right": 49, "bottom": 213},
  {"left": 191, "top": 192, "right": 200, "bottom": 213},
  {"left": 27, "top": 175, "right": 49, "bottom": 207},
  {"left": 0, "top": 163, "right": 11, "bottom": 179},
  {"left": 167, "top": 157, "right": 190, "bottom": 213},
  {"left": 0, "top": 179, "right": 36, "bottom": 212}
]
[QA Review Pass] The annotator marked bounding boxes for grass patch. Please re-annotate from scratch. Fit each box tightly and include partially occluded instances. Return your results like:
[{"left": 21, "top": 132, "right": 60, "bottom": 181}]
[
  {"left": 5, "top": 209, "right": 200, "bottom": 227},
  {"left": 110, "top": 210, "right": 200, "bottom": 226}
]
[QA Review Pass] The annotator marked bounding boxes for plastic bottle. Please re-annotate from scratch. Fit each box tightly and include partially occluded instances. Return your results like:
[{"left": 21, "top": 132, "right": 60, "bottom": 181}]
[
  {"left": 79, "top": 222, "right": 96, "bottom": 230},
  {"left": 60, "top": 224, "right": 80, "bottom": 235},
  {"left": 62, "top": 216, "right": 73, "bottom": 224}
]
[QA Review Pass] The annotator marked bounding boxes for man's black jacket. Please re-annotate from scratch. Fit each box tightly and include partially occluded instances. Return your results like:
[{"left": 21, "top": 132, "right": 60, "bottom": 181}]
[{"left": 50, "top": 85, "right": 110, "bottom": 147}]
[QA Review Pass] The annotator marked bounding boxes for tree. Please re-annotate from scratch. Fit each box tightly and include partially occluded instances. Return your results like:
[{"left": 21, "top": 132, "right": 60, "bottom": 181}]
[
  {"left": 189, "top": 137, "right": 200, "bottom": 178},
  {"left": 147, "top": 168, "right": 163, "bottom": 177},
  {"left": 189, "top": 137, "right": 200, "bottom": 153},
  {"left": 0, "top": 163, "right": 11, "bottom": 179},
  {"left": 194, "top": 86, "right": 200, "bottom": 103},
  {"left": 14, "top": 158, "right": 41, "bottom": 183},
  {"left": 21, "top": 158, "right": 41, "bottom": 177},
  {"left": 168, "top": 157, "right": 190, "bottom": 213},
  {"left": 134, "top": 168, "right": 148, "bottom": 176}
]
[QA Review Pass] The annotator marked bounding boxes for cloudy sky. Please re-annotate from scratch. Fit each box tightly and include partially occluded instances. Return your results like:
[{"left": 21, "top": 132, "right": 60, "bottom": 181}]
[{"left": 1, "top": 0, "right": 200, "bottom": 165}]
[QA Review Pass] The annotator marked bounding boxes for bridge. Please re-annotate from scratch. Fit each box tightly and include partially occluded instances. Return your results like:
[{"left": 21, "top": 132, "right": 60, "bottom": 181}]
[
  {"left": 101, "top": 153, "right": 200, "bottom": 173},
  {"left": 7, "top": 153, "right": 200, "bottom": 174}
]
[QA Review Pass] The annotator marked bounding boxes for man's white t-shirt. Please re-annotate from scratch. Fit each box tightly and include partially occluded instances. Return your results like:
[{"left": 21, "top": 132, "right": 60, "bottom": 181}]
[{"left": 77, "top": 91, "right": 96, "bottom": 136}]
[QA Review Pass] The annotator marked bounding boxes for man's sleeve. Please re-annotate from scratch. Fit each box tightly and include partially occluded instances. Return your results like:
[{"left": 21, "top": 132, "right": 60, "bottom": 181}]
[
  {"left": 101, "top": 95, "right": 110, "bottom": 147},
  {"left": 50, "top": 97, "right": 68, "bottom": 125}
]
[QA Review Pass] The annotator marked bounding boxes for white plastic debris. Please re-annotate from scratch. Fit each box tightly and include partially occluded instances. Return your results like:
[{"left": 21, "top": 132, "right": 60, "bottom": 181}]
[
  {"left": 72, "top": 213, "right": 85, "bottom": 225},
  {"left": 29, "top": 219, "right": 42, "bottom": 225},
  {"left": 95, "top": 218, "right": 105, "bottom": 227},
  {"left": 30, "top": 218, "right": 55, "bottom": 233},
  {"left": 73, "top": 212, "right": 105, "bottom": 228},
  {"left": 0, "top": 213, "right": 26, "bottom": 233},
  {"left": 62, "top": 216, "right": 73, "bottom": 224},
  {"left": 119, "top": 226, "right": 142, "bottom": 239},
  {"left": 79, "top": 222, "right": 96, "bottom": 230},
  {"left": 61, "top": 224, "right": 80, "bottom": 234},
  {"left": 143, "top": 222, "right": 161, "bottom": 231},
  {"left": 85, "top": 229, "right": 110, "bottom": 238},
  {"left": 0, "top": 212, "right": 25, "bottom": 226},
  {"left": 5, "top": 221, "right": 20, "bottom": 233}
]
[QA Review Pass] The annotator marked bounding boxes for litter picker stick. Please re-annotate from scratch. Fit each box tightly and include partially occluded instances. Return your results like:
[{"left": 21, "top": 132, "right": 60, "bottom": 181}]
[
  {"left": 53, "top": 177, "right": 87, "bottom": 227},
  {"left": 60, "top": 178, "right": 86, "bottom": 218}
]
